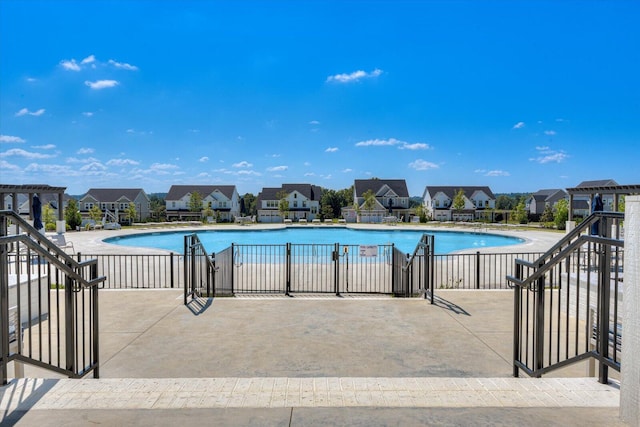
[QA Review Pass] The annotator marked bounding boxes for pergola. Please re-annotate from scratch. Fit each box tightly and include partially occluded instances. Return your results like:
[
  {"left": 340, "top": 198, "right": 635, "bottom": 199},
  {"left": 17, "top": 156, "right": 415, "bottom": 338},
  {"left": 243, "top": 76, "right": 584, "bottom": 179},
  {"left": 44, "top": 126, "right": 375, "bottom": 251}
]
[
  {"left": 566, "top": 184, "right": 640, "bottom": 221},
  {"left": 0, "top": 184, "right": 67, "bottom": 222}
]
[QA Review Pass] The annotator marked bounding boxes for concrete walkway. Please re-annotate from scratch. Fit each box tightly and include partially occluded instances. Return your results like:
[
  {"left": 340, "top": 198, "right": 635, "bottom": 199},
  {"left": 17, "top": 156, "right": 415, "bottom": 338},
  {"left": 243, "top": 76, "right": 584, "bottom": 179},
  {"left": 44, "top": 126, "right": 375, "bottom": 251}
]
[{"left": 0, "top": 290, "right": 626, "bottom": 425}]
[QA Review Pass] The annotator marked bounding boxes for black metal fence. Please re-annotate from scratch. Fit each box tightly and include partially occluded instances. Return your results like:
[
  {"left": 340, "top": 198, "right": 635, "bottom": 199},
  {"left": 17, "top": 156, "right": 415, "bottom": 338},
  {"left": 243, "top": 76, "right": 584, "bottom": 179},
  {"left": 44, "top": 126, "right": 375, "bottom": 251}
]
[
  {"left": 508, "top": 212, "right": 624, "bottom": 383},
  {"left": 1, "top": 211, "right": 105, "bottom": 384},
  {"left": 77, "top": 253, "right": 183, "bottom": 289}
]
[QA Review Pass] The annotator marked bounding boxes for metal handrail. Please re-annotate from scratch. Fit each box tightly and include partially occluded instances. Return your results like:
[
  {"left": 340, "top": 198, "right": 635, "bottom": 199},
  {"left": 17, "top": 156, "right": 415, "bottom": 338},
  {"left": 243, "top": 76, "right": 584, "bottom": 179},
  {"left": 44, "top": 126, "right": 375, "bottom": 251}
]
[
  {"left": 0, "top": 211, "right": 106, "bottom": 288},
  {"left": 507, "top": 212, "right": 623, "bottom": 290}
]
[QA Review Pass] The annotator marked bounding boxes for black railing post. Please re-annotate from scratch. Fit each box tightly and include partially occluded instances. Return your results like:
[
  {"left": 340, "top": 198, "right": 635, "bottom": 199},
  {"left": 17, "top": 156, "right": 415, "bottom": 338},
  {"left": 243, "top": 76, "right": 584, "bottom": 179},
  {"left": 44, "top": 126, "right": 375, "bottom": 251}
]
[
  {"left": 91, "top": 263, "right": 100, "bottom": 378},
  {"left": 0, "top": 212, "right": 9, "bottom": 385},
  {"left": 334, "top": 243, "right": 340, "bottom": 296},
  {"left": 598, "top": 216, "right": 611, "bottom": 384},
  {"left": 65, "top": 261, "right": 75, "bottom": 375},
  {"left": 170, "top": 252, "right": 175, "bottom": 288},
  {"left": 286, "top": 243, "right": 291, "bottom": 296},
  {"left": 475, "top": 251, "right": 481, "bottom": 289},
  {"left": 534, "top": 265, "right": 545, "bottom": 377},
  {"left": 513, "top": 262, "right": 522, "bottom": 378},
  {"left": 230, "top": 243, "right": 235, "bottom": 296},
  {"left": 183, "top": 236, "right": 188, "bottom": 305}
]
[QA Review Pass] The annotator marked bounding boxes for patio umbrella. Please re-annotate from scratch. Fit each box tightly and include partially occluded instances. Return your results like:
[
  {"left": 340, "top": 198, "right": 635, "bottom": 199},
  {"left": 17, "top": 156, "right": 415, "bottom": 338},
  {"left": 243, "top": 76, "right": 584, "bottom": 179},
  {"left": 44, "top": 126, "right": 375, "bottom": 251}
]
[
  {"left": 590, "top": 193, "right": 604, "bottom": 235},
  {"left": 32, "top": 194, "right": 43, "bottom": 231}
]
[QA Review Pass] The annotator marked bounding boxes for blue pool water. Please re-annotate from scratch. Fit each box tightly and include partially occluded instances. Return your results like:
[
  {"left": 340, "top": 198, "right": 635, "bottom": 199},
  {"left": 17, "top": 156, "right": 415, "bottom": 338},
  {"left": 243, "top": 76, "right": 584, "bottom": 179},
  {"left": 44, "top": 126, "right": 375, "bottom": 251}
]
[{"left": 104, "top": 227, "right": 524, "bottom": 254}]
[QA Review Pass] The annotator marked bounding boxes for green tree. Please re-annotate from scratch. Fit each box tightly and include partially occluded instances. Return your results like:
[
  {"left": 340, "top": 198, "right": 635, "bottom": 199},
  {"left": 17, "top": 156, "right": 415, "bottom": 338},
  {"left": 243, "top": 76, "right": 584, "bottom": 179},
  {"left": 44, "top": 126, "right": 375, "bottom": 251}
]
[
  {"left": 452, "top": 189, "right": 466, "bottom": 211},
  {"left": 64, "top": 199, "right": 82, "bottom": 230},
  {"left": 188, "top": 191, "right": 203, "bottom": 213},
  {"left": 362, "top": 189, "right": 377, "bottom": 222},
  {"left": 276, "top": 191, "right": 290, "bottom": 221},
  {"left": 125, "top": 203, "right": 138, "bottom": 224},
  {"left": 42, "top": 203, "right": 57, "bottom": 231},
  {"left": 554, "top": 199, "right": 569, "bottom": 230},
  {"left": 203, "top": 201, "right": 214, "bottom": 223},
  {"left": 414, "top": 204, "right": 428, "bottom": 223},
  {"left": 495, "top": 194, "right": 517, "bottom": 210},
  {"left": 514, "top": 200, "right": 528, "bottom": 224},
  {"left": 89, "top": 205, "right": 103, "bottom": 223},
  {"left": 540, "top": 203, "right": 555, "bottom": 223},
  {"left": 242, "top": 193, "right": 257, "bottom": 216},
  {"left": 149, "top": 194, "right": 166, "bottom": 221}
]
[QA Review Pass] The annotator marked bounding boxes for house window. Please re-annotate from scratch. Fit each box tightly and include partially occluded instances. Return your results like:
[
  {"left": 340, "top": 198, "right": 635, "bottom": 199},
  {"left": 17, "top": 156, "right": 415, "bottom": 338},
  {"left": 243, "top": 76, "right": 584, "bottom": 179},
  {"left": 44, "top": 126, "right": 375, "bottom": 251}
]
[
  {"left": 85, "top": 203, "right": 93, "bottom": 210},
  {"left": 172, "top": 201, "right": 176, "bottom": 208},
  {"left": 435, "top": 200, "right": 440, "bottom": 208},
  {"left": 119, "top": 203, "right": 128, "bottom": 210},
  {"left": 303, "top": 201, "right": 307, "bottom": 208},
  {"left": 293, "top": 201, "right": 298, "bottom": 208}
]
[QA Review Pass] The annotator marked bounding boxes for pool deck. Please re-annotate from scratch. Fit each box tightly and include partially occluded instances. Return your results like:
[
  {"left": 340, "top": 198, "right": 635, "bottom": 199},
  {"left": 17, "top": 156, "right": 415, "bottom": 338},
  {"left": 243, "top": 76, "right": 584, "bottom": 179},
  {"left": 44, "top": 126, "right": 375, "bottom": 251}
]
[{"left": 2, "top": 225, "right": 626, "bottom": 426}]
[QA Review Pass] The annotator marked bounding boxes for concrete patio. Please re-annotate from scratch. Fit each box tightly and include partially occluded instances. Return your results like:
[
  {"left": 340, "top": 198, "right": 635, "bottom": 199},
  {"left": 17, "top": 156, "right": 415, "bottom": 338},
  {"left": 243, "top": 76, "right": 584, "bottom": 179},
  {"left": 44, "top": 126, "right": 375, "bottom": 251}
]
[{"left": 0, "top": 289, "right": 626, "bottom": 426}]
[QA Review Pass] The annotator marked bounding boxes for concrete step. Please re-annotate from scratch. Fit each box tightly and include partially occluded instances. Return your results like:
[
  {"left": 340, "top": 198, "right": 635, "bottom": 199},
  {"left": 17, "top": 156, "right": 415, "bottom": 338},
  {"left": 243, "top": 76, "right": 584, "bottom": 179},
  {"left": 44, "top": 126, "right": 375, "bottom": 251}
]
[{"left": 0, "top": 377, "right": 620, "bottom": 412}]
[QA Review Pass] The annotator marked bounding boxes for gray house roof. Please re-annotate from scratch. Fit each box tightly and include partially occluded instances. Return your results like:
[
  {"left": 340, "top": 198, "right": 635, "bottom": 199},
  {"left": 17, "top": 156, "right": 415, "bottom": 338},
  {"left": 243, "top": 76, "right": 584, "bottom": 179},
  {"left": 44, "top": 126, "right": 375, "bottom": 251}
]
[
  {"left": 354, "top": 179, "right": 409, "bottom": 198},
  {"left": 530, "top": 189, "right": 567, "bottom": 203},
  {"left": 576, "top": 179, "right": 619, "bottom": 188},
  {"left": 83, "top": 188, "right": 147, "bottom": 203},
  {"left": 166, "top": 185, "right": 237, "bottom": 201},
  {"left": 423, "top": 186, "right": 496, "bottom": 200},
  {"left": 257, "top": 184, "right": 323, "bottom": 203}
]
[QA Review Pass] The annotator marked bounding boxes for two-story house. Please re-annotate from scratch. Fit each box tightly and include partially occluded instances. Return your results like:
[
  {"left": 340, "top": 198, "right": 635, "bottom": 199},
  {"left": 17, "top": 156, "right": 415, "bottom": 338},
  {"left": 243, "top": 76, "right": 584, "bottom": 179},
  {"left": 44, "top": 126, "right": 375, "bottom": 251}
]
[
  {"left": 165, "top": 185, "right": 240, "bottom": 222},
  {"left": 526, "top": 189, "right": 568, "bottom": 221},
  {"left": 422, "top": 186, "right": 496, "bottom": 221},
  {"left": 255, "top": 184, "right": 323, "bottom": 223},
  {"left": 79, "top": 188, "right": 151, "bottom": 224},
  {"left": 342, "top": 179, "right": 410, "bottom": 223}
]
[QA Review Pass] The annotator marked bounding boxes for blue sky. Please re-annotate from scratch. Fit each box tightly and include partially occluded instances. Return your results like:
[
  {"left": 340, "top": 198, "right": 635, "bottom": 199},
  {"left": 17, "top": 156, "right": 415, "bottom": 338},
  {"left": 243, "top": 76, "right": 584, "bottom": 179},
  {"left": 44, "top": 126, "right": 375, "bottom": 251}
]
[{"left": 1, "top": 0, "right": 638, "bottom": 196}]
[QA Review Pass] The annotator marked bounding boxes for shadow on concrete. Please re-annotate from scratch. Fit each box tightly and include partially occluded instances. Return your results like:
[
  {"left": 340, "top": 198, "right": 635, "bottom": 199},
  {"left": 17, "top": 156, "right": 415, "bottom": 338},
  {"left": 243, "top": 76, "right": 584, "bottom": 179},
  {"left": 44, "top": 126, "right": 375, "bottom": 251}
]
[
  {"left": 432, "top": 295, "right": 471, "bottom": 316},
  {"left": 186, "top": 297, "right": 213, "bottom": 315}
]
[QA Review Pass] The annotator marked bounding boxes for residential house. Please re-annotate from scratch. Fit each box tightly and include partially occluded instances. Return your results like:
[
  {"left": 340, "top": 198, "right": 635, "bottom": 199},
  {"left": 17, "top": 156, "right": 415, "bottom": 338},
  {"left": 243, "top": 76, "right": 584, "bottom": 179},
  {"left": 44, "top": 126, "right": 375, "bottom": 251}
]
[
  {"left": 80, "top": 188, "right": 151, "bottom": 224},
  {"left": 572, "top": 179, "right": 619, "bottom": 217},
  {"left": 342, "top": 179, "right": 410, "bottom": 223},
  {"left": 256, "top": 184, "right": 323, "bottom": 223},
  {"left": 526, "top": 189, "right": 568, "bottom": 221},
  {"left": 422, "top": 186, "right": 496, "bottom": 221},
  {"left": 165, "top": 185, "right": 240, "bottom": 222}
]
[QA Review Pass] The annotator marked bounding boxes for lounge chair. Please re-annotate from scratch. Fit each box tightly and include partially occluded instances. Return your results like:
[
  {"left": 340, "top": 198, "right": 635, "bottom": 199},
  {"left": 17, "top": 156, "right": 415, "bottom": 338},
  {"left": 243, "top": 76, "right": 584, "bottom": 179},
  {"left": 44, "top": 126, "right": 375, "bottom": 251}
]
[{"left": 48, "top": 233, "right": 75, "bottom": 253}]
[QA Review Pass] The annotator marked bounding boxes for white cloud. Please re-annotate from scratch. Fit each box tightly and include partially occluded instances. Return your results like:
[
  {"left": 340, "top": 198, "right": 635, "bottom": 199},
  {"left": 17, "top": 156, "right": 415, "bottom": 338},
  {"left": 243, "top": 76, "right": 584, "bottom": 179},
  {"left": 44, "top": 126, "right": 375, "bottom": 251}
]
[
  {"left": 0, "top": 160, "right": 20, "bottom": 170},
  {"left": 485, "top": 170, "right": 511, "bottom": 177},
  {"left": 326, "top": 68, "right": 383, "bottom": 83},
  {"left": 0, "top": 135, "right": 26, "bottom": 143},
  {"left": 81, "top": 55, "right": 96, "bottom": 64},
  {"left": 309, "top": 120, "right": 320, "bottom": 125},
  {"left": 408, "top": 159, "right": 439, "bottom": 171},
  {"left": 107, "top": 158, "right": 139, "bottom": 166},
  {"left": 82, "top": 112, "right": 94, "bottom": 117},
  {"left": 60, "top": 59, "right": 81, "bottom": 71},
  {"left": 77, "top": 147, "right": 95, "bottom": 155},
  {"left": 342, "top": 168, "right": 353, "bottom": 173},
  {"left": 530, "top": 146, "right": 569, "bottom": 164},
  {"left": 233, "top": 161, "right": 253, "bottom": 168},
  {"left": 304, "top": 172, "right": 316, "bottom": 177},
  {"left": 66, "top": 156, "right": 99, "bottom": 164},
  {"left": 15, "top": 108, "right": 45, "bottom": 117},
  {"left": 355, "top": 138, "right": 429, "bottom": 150},
  {"left": 325, "top": 147, "right": 339, "bottom": 152},
  {"left": 512, "top": 121, "right": 525, "bottom": 129},
  {"left": 79, "top": 161, "right": 107, "bottom": 172},
  {"left": 267, "top": 165, "right": 288, "bottom": 172},
  {"left": 199, "top": 156, "right": 209, "bottom": 162},
  {"left": 108, "top": 59, "right": 139, "bottom": 71},
  {"left": 544, "top": 130, "right": 557, "bottom": 136},
  {"left": 399, "top": 143, "right": 430, "bottom": 150},
  {"left": 32, "top": 144, "right": 56, "bottom": 150},
  {"left": 0, "top": 148, "right": 55, "bottom": 159},
  {"left": 85, "top": 80, "right": 119, "bottom": 90}
]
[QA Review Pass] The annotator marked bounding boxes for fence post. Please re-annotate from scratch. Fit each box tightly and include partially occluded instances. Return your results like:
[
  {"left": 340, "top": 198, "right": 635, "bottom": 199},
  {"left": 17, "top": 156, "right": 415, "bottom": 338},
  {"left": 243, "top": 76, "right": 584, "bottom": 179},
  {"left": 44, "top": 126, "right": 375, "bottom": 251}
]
[
  {"left": 170, "top": 252, "right": 174, "bottom": 288},
  {"left": 598, "top": 216, "right": 611, "bottom": 384},
  {"left": 0, "top": 212, "right": 9, "bottom": 385},
  {"left": 534, "top": 266, "right": 545, "bottom": 376},
  {"left": 91, "top": 262, "right": 100, "bottom": 378},
  {"left": 475, "top": 251, "right": 481, "bottom": 289},
  {"left": 65, "top": 261, "right": 75, "bottom": 375},
  {"left": 334, "top": 243, "right": 340, "bottom": 296},
  {"left": 286, "top": 243, "right": 291, "bottom": 296},
  {"left": 513, "top": 262, "right": 522, "bottom": 378}
]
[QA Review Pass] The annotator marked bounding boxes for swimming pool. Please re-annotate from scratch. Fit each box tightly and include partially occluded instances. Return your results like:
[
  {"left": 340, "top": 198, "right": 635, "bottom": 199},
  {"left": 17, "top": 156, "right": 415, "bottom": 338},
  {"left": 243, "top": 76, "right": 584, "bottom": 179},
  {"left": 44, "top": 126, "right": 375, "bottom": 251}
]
[{"left": 104, "top": 227, "right": 524, "bottom": 254}]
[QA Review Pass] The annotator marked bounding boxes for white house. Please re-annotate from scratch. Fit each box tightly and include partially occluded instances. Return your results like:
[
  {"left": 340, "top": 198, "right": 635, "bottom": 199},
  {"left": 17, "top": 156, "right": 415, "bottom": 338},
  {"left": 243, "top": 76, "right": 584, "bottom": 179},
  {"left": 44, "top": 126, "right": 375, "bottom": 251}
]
[
  {"left": 80, "top": 188, "right": 151, "bottom": 224},
  {"left": 422, "top": 186, "right": 496, "bottom": 221},
  {"left": 165, "top": 185, "right": 240, "bottom": 222},
  {"left": 526, "top": 189, "right": 568, "bottom": 220},
  {"left": 342, "top": 179, "right": 410, "bottom": 223},
  {"left": 256, "top": 184, "right": 322, "bottom": 223}
]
